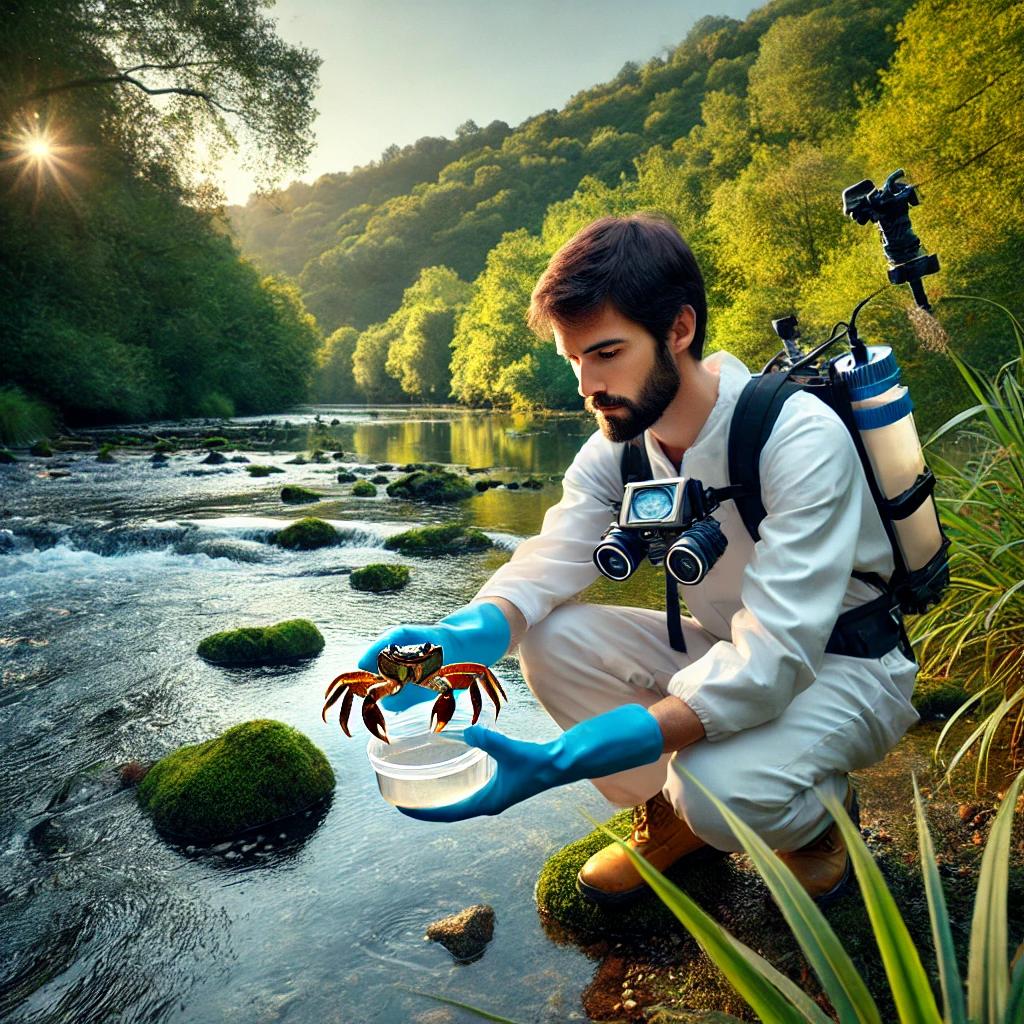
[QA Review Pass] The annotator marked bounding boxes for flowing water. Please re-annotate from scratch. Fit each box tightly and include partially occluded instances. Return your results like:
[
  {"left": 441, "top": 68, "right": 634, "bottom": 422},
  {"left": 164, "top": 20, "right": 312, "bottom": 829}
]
[{"left": 0, "top": 407, "right": 670, "bottom": 1024}]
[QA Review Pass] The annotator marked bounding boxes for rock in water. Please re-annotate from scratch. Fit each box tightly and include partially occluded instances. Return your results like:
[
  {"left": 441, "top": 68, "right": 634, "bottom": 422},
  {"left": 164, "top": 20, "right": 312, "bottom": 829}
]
[
  {"left": 425, "top": 904, "right": 495, "bottom": 962},
  {"left": 137, "top": 719, "right": 334, "bottom": 843}
]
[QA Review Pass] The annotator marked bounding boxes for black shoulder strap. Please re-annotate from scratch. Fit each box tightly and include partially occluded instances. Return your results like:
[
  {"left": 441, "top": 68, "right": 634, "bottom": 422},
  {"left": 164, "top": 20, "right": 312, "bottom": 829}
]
[
  {"left": 727, "top": 374, "right": 805, "bottom": 543},
  {"left": 620, "top": 438, "right": 652, "bottom": 486}
]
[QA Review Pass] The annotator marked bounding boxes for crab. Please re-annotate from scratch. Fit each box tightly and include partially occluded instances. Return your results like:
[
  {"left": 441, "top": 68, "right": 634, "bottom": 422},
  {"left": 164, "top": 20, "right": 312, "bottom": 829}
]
[{"left": 322, "top": 641, "right": 507, "bottom": 744}]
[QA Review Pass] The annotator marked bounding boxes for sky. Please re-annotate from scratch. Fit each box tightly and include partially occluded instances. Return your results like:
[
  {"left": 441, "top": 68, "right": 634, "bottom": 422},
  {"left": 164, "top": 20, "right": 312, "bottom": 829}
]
[{"left": 217, "top": 0, "right": 757, "bottom": 205}]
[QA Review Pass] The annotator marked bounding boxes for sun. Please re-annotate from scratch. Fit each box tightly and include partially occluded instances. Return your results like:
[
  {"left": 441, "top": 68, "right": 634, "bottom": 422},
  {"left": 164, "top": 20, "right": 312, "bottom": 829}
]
[
  {"left": 2, "top": 116, "right": 86, "bottom": 205},
  {"left": 24, "top": 135, "right": 53, "bottom": 160}
]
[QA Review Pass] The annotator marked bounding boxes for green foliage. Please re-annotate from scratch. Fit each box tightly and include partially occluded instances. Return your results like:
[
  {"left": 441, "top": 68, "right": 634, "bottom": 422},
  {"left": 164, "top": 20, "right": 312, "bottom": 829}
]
[
  {"left": 349, "top": 563, "right": 411, "bottom": 593},
  {"left": 0, "top": 2, "right": 322, "bottom": 427},
  {"left": 274, "top": 517, "right": 338, "bottom": 550},
  {"left": 280, "top": 485, "right": 320, "bottom": 504},
  {"left": 352, "top": 322, "right": 407, "bottom": 404},
  {"left": 351, "top": 479, "right": 377, "bottom": 497},
  {"left": 383, "top": 523, "right": 493, "bottom": 557},
  {"left": 384, "top": 267, "right": 472, "bottom": 400},
  {"left": 314, "top": 326, "right": 361, "bottom": 403},
  {"left": 385, "top": 469, "right": 474, "bottom": 502},
  {"left": 96, "top": 444, "right": 115, "bottom": 463},
  {"left": 0, "top": 386, "right": 56, "bottom": 445},
  {"left": 137, "top": 720, "right": 334, "bottom": 843},
  {"left": 196, "top": 618, "right": 325, "bottom": 666},
  {"left": 911, "top": 299, "right": 1024, "bottom": 784},
  {"left": 600, "top": 768, "right": 1024, "bottom": 1024}
]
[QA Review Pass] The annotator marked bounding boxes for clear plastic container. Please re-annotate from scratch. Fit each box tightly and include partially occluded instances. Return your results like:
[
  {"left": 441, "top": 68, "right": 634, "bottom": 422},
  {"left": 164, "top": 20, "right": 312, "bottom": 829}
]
[{"left": 366, "top": 689, "right": 496, "bottom": 809}]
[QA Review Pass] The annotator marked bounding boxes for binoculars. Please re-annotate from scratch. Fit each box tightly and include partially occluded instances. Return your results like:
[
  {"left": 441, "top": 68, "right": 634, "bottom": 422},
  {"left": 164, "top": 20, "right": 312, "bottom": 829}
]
[{"left": 593, "top": 476, "right": 728, "bottom": 585}]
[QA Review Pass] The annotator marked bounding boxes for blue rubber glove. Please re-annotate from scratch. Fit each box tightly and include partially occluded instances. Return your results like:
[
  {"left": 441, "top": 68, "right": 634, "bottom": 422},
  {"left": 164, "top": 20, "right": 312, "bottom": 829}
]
[
  {"left": 358, "top": 602, "right": 511, "bottom": 712},
  {"left": 397, "top": 704, "right": 665, "bottom": 822}
]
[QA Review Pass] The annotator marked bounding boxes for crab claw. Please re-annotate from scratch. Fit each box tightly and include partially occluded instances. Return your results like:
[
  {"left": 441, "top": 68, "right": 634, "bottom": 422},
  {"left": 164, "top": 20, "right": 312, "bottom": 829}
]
[
  {"left": 430, "top": 690, "right": 457, "bottom": 733},
  {"left": 362, "top": 695, "right": 390, "bottom": 744}
]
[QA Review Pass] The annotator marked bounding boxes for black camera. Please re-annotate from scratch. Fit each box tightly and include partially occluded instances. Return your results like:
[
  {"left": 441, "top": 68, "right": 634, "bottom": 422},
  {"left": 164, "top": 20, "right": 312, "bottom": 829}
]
[{"left": 593, "top": 476, "right": 728, "bottom": 585}]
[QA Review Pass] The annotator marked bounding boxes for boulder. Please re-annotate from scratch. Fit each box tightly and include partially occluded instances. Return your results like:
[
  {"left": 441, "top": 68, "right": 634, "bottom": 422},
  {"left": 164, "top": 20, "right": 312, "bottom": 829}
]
[
  {"left": 30, "top": 441, "right": 53, "bottom": 457},
  {"left": 425, "top": 904, "right": 495, "bottom": 962},
  {"left": 370, "top": 474, "right": 389, "bottom": 484},
  {"left": 274, "top": 517, "right": 338, "bottom": 550},
  {"left": 350, "top": 563, "right": 411, "bottom": 592},
  {"left": 385, "top": 470, "right": 474, "bottom": 503},
  {"left": 197, "top": 618, "right": 324, "bottom": 665},
  {"left": 351, "top": 480, "right": 377, "bottom": 497},
  {"left": 280, "top": 485, "right": 320, "bottom": 504},
  {"left": 245, "top": 464, "right": 285, "bottom": 477},
  {"left": 201, "top": 451, "right": 228, "bottom": 465},
  {"left": 336, "top": 471, "right": 358, "bottom": 483},
  {"left": 383, "top": 524, "right": 493, "bottom": 557},
  {"left": 137, "top": 719, "right": 334, "bottom": 843}
]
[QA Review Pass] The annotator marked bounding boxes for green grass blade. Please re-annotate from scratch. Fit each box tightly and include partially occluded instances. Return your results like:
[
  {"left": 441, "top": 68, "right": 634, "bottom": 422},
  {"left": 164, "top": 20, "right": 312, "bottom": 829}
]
[
  {"left": 966, "top": 770, "right": 1024, "bottom": 1024},
  {"left": 399, "top": 988, "right": 525, "bottom": 1023},
  {"left": 1006, "top": 943, "right": 1024, "bottom": 1024},
  {"left": 678, "top": 768, "right": 880, "bottom": 1024},
  {"left": 816, "top": 788, "right": 943, "bottom": 1024},
  {"left": 587, "top": 817, "right": 821, "bottom": 1024},
  {"left": 912, "top": 776, "right": 967, "bottom": 1024}
]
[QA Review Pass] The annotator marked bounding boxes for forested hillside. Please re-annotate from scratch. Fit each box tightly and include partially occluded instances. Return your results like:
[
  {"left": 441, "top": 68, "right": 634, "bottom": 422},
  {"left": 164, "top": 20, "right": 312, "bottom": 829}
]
[{"left": 231, "top": 0, "right": 1022, "bottom": 435}]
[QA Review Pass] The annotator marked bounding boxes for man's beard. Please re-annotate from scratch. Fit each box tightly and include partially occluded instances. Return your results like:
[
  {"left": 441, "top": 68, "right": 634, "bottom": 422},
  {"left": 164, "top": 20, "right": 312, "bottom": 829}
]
[{"left": 585, "top": 345, "right": 680, "bottom": 443}]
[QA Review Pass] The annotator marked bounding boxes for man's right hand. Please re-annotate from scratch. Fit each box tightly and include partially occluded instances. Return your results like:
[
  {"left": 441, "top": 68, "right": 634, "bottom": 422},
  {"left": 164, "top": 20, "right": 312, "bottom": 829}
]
[{"left": 358, "top": 602, "right": 512, "bottom": 711}]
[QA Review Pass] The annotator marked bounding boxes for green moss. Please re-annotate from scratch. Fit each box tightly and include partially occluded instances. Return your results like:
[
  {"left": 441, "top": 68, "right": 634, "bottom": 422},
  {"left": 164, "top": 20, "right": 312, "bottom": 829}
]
[
  {"left": 202, "top": 436, "right": 230, "bottom": 448},
  {"left": 245, "top": 464, "right": 285, "bottom": 477},
  {"left": 96, "top": 444, "right": 115, "bottom": 463},
  {"left": 274, "top": 517, "right": 338, "bottom": 550},
  {"left": 385, "top": 469, "right": 474, "bottom": 503},
  {"left": 280, "top": 485, "right": 320, "bottom": 503},
  {"left": 351, "top": 479, "right": 377, "bottom": 497},
  {"left": 350, "top": 563, "right": 411, "bottom": 592},
  {"left": 197, "top": 618, "right": 325, "bottom": 665},
  {"left": 383, "top": 523, "right": 493, "bottom": 557},
  {"left": 30, "top": 440, "right": 53, "bottom": 458},
  {"left": 137, "top": 719, "right": 335, "bottom": 843},
  {"left": 152, "top": 439, "right": 177, "bottom": 454},
  {"left": 0, "top": 449, "right": 16, "bottom": 464}
]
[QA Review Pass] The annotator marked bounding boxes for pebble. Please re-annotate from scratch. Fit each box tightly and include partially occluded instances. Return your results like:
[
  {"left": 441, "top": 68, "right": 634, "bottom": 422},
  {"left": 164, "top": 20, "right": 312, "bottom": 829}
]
[{"left": 623, "top": 999, "right": 637, "bottom": 1010}]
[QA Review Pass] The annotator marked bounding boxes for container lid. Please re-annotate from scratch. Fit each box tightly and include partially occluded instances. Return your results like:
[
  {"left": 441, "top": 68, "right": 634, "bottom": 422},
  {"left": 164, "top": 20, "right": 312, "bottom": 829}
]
[
  {"left": 832, "top": 345, "right": 901, "bottom": 400},
  {"left": 852, "top": 390, "right": 915, "bottom": 430},
  {"left": 366, "top": 688, "right": 496, "bottom": 778}
]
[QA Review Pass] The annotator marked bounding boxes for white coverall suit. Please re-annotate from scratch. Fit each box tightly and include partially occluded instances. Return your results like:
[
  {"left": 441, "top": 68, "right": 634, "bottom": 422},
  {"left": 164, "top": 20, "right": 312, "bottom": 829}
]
[{"left": 475, "top": 350, "right": 921, "bottom": 851}]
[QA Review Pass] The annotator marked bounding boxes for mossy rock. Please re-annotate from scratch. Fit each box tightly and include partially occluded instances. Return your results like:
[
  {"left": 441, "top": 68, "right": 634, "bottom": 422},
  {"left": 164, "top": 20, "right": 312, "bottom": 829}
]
[
  {"left": 202, "top": 436, "right": 230, "bottom": 448},
  {"left": 370, "top": 474, "right": 389, "bottom": 484},
  {"left": 274, "top": 517, "right": 338, "bottom": 550},
  {"left": 350, "top": 563, "right": 411, "bottom": 593},
  {"left": 336, "top": 470, "right": 357, "bottom": 483},
  {"left": 197, "top": 618, "right": 324, "bottom": 665},
  {"left": 383, "top": 523, "right": 493, "bottom": 557},
  {"left": 0, "top": 449, "right": 17, "bottom": 464},
  {"left": 351, "top": 480, "right": 377, "bottom": 497},
  {"left": 286, "top": 455, "right": 308, "bottom": 465},
  {"left": 137, "top": 719, "right": 334, "bottom": 843},
  {"left": 385, "top": 470, "right": 474, "bottom": 503},
  {"left": 152, "top": 439, "right": 177, "bottom": 454},
  {"left": 522, "top": 477, "right": 544, "bottom": 489},
  {"left": 280, "top": 485, "right": 320, "bottom": 504},
  {"left": 30, "top": 441, "right": 53, "bottom": 457},
  {"left": 96, "top": 444, "right": 116, "bottom": 463},
  {"left": 245, "top": 464, "right": 285, "bottom": 477}
]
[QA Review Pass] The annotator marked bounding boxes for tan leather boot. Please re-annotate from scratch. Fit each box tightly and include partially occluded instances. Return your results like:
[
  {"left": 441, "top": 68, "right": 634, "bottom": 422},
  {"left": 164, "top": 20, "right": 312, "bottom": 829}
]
[
  {"left": 576, "top": 792, "right": 710, "bottom": 904},
  {"left": 777, "top": 779, "right": 860, "bottom": 906}
]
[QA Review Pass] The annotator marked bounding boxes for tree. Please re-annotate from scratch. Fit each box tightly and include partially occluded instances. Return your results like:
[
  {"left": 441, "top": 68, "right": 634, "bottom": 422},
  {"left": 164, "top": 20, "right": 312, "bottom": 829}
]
[
  {"left": 315, "top": 327, "right": 361, "bottom": 403},
  {"left": 1, "top": 0, "right": 321, "bottom": 191}
]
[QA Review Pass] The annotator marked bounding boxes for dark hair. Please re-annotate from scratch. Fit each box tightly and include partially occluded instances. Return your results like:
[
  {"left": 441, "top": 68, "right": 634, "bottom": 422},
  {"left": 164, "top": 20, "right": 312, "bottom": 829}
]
[{"left": 528, "top": 213, "right": 707, "bottom": 360}]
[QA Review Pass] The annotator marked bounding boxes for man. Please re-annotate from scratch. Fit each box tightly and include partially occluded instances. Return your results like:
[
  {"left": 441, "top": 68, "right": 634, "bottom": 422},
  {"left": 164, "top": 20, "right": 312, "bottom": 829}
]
[{"left": 359, "top": 214, "right": 920, "bottom": 905}]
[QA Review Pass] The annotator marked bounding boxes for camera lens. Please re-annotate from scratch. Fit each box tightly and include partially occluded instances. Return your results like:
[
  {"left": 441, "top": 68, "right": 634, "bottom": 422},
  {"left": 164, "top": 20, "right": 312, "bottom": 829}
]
[
  {"left": 666, "top": 540, "right": 705, "bottom": 585},
  {"left": 593, "top": 529, "right": 645, "bottom": 581}
]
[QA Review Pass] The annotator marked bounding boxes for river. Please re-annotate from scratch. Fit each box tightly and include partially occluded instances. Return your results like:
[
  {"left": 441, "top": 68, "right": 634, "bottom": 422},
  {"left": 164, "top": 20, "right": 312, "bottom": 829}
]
[{"left": 0, "top": 406, "right": 674, "bottom": 1024}]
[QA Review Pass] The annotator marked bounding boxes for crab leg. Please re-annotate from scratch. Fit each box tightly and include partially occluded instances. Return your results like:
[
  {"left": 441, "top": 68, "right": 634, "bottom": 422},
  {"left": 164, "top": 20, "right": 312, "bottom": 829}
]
[
  {"left": 438, "top": 664, "right": 507, "bottom": 721},
  {"left": 362, "top": 693, "right": 390, "bottom": 744}
]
